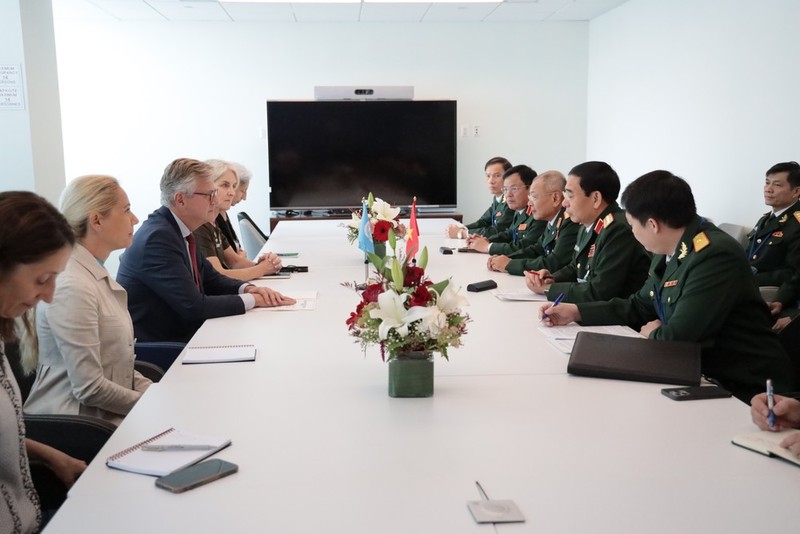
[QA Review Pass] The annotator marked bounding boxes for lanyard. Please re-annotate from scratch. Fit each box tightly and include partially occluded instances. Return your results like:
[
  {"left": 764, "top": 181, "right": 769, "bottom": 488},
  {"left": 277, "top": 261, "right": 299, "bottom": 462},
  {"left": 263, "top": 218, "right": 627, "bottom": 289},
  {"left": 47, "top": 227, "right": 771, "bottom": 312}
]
[{"left": 653, "top": 282, "right": 667, "bottom": 324}]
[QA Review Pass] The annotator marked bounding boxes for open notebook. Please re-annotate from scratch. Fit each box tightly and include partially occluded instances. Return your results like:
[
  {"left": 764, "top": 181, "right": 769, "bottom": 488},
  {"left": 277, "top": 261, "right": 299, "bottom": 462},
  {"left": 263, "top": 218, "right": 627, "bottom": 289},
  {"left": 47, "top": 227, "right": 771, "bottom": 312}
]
[
  {"left": 106, "top": 428, "right": 231, "bottom": 476},
  {"left": 732, "top": 429, "right": 800, "bottom": 467}
]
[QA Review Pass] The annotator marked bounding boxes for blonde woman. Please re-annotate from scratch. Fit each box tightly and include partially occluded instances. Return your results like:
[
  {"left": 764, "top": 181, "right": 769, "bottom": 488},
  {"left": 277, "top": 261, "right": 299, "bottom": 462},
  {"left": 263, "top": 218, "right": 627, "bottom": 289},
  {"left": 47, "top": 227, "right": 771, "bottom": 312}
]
[
  {"left": 24, "top": 176, "right": 151, "bottom": 425},
  {"left": 193, "top": 159, "right": 281, "bottom": 281},
  {"left": 217, "top": 161, "right": 251, "bottom": 260}
]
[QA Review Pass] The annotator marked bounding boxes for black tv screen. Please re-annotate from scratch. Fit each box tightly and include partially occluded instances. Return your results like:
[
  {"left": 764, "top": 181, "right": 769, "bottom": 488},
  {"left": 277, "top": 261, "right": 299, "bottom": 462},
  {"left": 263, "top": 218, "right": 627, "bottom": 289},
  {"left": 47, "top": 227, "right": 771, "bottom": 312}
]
[{"left": 267, "top": 100, "right": 457, "bottom": 211}]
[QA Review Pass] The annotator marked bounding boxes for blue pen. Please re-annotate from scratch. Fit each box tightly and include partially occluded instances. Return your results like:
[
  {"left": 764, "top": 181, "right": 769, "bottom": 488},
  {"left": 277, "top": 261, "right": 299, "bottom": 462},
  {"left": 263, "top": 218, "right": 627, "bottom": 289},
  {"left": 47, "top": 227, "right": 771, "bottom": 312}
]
[
  {"left": 541, "top": 292, "right": 565, "bottom": 321},
  {"left": 767, "top": 378, "right": 775, "bottom": 429}
]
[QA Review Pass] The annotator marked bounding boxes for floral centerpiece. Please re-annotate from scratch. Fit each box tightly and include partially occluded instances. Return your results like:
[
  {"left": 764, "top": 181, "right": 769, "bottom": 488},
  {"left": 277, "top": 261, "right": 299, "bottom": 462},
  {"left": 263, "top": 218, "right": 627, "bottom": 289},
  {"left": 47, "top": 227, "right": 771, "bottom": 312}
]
[
  {"left": 344, "top": 193, "right": 404, "bottom": 253},
  {"left": 345, "top": 235, "right": 470, "bottom": 397}
]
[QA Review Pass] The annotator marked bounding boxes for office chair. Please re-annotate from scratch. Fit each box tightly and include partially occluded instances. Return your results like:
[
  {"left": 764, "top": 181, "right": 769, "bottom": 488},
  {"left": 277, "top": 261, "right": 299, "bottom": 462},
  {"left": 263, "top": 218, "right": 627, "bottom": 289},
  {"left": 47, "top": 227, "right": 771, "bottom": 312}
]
[
  {"left": 237, "top": 211, "right": 269, "bottom": 259},
  {"left": 135, "top": 341, "right": 186, "bottom": 372},
  {"left": 718, "top": 223, "right": 750, "bottom": 248},
  {"left": 134, "top": 360, "right": 166, "bottom": 382}
]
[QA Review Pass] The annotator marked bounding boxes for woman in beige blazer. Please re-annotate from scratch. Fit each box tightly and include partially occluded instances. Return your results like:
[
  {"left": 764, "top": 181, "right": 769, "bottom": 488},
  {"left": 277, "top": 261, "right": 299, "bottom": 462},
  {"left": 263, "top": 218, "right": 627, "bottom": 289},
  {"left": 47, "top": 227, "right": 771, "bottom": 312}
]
[{"left": 24, "top": 176, "right": 151, "bottom": 425}]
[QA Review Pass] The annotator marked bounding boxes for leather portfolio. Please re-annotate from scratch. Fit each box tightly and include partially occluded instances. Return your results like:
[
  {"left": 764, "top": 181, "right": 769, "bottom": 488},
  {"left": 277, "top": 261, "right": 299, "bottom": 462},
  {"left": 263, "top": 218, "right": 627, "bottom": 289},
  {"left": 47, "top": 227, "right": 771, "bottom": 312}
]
[{"left": 567, "top": 331, "right": 702, "bottom": 386}]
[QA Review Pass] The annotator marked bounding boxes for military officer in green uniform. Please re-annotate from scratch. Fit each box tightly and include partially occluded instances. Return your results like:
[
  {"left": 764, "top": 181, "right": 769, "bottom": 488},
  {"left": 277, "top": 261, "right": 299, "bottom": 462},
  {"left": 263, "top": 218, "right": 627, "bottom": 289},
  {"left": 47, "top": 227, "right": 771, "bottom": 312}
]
[
  {"left": 540, "top": 170, "right": 797, "bottom": 402},
  {"left": 447, "top": 157, "right": 515, "bottom": 239},
  {"left": 464, "top": 165, "right": 545, "bottom": 254},
  {"left": 746, "top": 161, "right": 800, "bottom": 321},
  {"left": 486, "top": 171, "right": 579, "bottom": 275},
  {"left": 525, "top": 161, "right": 649, "bottom": 303}
]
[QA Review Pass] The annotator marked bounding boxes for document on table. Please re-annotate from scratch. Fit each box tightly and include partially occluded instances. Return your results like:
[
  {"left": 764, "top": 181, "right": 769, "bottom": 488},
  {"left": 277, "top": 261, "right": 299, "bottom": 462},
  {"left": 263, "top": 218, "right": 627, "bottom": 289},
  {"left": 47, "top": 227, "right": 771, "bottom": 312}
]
[
  {"left": 732, "top": 429, "right": 800, "bottom": 467},
  {"left": 253, "top": 290, "right": 318, "bottom": 311},
  {"left": 493, "top": 289, "right": 547, "bottom": 302},
  {"left": 538, "top": 323, "right": 642, "bottom": 354}
]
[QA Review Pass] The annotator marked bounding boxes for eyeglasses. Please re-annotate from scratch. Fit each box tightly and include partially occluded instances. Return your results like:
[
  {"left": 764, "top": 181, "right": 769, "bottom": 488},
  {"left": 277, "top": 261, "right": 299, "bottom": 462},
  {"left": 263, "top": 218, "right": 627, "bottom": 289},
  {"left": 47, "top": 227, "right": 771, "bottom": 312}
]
[
  {"left": 193, "top": 189, "right": 218, "bottom": 203},
  {"left": 502, "top": 185, "right": 526, "bottom": 194}
]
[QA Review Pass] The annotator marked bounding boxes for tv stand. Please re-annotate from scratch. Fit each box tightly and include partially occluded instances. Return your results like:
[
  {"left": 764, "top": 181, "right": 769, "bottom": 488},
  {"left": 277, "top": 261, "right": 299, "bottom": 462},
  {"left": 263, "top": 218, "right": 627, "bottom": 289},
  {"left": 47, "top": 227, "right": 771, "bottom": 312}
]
[{"left": 269, "top": 212, "right": 462, "bottom": 232}]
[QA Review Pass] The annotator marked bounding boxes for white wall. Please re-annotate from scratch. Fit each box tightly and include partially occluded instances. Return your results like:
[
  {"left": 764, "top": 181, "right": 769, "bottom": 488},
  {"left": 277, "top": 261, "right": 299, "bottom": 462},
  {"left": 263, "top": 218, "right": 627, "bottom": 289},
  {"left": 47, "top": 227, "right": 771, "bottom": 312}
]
[
  {"left": 588, "top": 0, "right": 800, "bottom": 226},
  {"left": 52, "top": 20, "right": 589, "bottom": 238}
]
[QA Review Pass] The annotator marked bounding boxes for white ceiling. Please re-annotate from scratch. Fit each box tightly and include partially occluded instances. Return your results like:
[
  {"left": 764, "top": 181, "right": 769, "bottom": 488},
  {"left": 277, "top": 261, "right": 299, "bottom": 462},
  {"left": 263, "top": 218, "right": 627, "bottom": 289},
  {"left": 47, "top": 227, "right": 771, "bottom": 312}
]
[{"left": 51, "top": 0, "right": 631, "bottom": 23}]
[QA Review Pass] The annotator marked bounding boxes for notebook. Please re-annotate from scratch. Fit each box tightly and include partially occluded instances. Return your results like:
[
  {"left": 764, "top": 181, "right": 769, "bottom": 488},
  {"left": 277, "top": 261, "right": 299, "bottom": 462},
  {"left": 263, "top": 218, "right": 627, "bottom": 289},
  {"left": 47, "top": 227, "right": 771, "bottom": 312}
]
[
  {"left": 732, "top": 429, "right": 800, "bottom": 467},
  {"left": 106, "top": 428, "right": 231, "bottom": 476},
  {"left": 567, "top": 331, "right": 702, "bottom": 386},
  {"left": 182, "top": 344, "right": 256, "bottom": 364}
]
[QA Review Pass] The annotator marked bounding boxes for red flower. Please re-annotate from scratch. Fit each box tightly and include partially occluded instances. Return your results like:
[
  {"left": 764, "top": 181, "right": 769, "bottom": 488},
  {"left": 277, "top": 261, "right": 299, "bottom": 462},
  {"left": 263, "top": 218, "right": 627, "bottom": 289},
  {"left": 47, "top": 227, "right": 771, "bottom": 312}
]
[
  {"left": 404, "top": 265, "right": 425, "bottom": 287},
  {"left": 372, "top": 220, "right": 393, "bottom": 242},
  {"left": 409, "top": 285, "right": 433, "bottom": 307},
  {"left": 362, "top": 283, "right": 383, "bottom": 303}
]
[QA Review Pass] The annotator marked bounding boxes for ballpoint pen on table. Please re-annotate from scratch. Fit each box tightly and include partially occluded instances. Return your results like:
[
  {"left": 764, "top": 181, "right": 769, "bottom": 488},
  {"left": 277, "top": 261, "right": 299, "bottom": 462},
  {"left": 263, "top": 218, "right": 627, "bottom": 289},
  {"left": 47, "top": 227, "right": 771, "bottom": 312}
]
[
  {"left": 767, "top": 378, "right": 775, "bottom": 430},
  {"left": 141, "top": 444, "right": 217, "bottom": 451},
  {"left": 541, "top": 292, "right": 565, "bottom": 321}
]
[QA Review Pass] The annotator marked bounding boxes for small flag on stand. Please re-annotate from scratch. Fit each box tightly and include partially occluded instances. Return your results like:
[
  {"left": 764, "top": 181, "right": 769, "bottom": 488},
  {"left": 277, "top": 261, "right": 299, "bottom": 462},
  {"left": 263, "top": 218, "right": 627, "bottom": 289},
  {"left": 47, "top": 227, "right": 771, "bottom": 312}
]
[
  {"left": 357, "top": 199, "right": 374, "bottom": 255},
  {"left": 405, "top": 196, "right": 420, "bottom": 260}
]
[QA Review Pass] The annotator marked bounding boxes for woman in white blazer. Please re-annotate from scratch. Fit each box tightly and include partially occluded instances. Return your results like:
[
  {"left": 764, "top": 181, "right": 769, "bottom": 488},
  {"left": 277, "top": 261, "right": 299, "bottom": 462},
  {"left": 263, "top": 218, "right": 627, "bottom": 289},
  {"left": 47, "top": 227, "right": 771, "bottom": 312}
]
[{"left": 24, "top": 176, "right": 152, "bottom": 425}]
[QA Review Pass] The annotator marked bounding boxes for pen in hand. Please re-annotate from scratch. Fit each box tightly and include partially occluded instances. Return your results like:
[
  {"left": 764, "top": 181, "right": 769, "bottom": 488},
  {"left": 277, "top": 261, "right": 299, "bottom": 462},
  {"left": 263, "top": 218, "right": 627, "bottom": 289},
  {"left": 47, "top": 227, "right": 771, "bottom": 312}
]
[
  {"left": 767, "top": 378, "right": 775, "bottom": 430},
  {"left": 541, "top": 292, "right": 565, "bottom": 321}
]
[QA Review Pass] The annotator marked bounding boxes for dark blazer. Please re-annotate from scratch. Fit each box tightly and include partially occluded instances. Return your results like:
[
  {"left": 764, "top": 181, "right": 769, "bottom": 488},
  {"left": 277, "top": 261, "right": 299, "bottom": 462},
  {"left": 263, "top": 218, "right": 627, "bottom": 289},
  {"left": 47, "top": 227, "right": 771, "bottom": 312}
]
[
  {"left": 505, "top": 209, "right": 580, "bottom": 275},
  {"left": 746, "top": 200, "right": 800, "bottom": 304},
  {"left": 578, "top": 216, "right": 797, "bottom": 401},
  {"left": 117, "top": 206, "right": 247, "bottom": 343}
]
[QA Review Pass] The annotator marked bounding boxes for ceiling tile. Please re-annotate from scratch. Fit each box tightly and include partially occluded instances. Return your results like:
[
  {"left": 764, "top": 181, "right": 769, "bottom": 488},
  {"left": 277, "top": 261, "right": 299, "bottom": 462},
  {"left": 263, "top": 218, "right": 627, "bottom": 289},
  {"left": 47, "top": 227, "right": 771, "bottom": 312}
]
[
  {"left": 546, "top": 0, "right": 629, "bottom": 21},
  {"left": 360, "top": 3, "right": 431, "bottom": 23},
  {"left": 146, "top": 0, "right": 232, "bottom": 21},
  {"left": 291, "top": 3, "right": 362, "bottom": 22},
  {"left": 223, "top": 2, "right": 296, "bottom": 21},
  {"left": 79, "top": 0, "right": 164, "bottom": 20},
  {"left": 483, "top": 3, "right": 554, "bottom": 22},
  {"left": 422, "top": 2, "right": 499, "bottom": 22}
]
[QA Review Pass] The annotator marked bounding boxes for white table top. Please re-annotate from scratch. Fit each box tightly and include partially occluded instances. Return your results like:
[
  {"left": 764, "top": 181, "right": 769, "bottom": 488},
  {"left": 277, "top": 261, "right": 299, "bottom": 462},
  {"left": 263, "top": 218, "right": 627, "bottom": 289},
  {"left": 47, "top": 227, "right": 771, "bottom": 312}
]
[{"left": 45, "top": 219, "right": 800, "bottom": 533}]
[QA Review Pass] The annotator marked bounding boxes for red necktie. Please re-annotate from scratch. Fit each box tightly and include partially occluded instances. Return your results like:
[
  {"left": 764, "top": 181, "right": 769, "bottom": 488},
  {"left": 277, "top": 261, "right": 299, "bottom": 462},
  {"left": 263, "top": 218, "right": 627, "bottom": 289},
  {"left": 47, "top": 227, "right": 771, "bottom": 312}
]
[{"left": 185, "top": 234, "right": 200, "bottom": 288}]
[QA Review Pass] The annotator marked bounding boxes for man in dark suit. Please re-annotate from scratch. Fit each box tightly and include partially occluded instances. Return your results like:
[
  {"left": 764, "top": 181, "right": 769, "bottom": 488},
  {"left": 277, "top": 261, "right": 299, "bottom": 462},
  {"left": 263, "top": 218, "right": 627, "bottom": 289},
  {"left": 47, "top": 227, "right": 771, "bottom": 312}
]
[
  {"left": 540, "top": 170, "right": 797, "bottom": 402},
  {"left": 117, "top": 158, "right": 294, "bottom": 343}
]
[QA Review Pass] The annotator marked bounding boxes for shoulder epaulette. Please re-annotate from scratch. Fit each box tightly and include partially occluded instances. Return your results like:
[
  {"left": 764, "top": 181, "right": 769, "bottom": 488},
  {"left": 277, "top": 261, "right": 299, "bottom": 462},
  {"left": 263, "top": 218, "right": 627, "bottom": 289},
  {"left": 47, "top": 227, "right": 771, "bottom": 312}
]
[
  {"left": 603, "top": 213, "right": 614, "bottom": 227},
  {"left": 793, "top": 211, "right": 800, "bottom": 224},
  {"left": 692, "top": 232, "right": 710, "bottom": 252}
]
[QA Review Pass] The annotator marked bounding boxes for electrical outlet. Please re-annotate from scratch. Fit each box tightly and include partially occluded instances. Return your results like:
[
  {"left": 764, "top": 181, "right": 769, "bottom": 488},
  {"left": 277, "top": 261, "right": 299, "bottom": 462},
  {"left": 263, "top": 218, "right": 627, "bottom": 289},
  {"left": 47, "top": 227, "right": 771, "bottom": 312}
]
[{"left": 473, "top": 125, "right": 480, "bottom": 137}]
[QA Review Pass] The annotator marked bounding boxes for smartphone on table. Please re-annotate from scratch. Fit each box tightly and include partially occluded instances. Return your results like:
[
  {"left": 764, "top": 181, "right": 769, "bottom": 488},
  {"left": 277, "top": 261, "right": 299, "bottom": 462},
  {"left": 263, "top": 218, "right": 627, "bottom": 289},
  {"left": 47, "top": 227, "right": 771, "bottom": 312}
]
[{"left": 155, "top": 459, "right": 238, "bottom": 493}]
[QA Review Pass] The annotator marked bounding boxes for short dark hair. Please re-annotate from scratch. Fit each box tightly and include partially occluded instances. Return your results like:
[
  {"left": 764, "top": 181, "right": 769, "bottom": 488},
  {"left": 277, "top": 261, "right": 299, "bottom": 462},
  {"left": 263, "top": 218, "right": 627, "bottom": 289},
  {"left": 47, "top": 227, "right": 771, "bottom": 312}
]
[
  {"left": 621, "top": 170, "right": 696, "bottom": 229},
  {"left": 766, "top": 161, "right": 800, "bottom": 188},
  {"left": 503, "top": 165, "right": 537, "bottom": 187},
  {"left": 0, "top": 191, "right": 75, "bottom": 340},
  {"left": 568, "top": 161, "right": 620, "bottom": 203},
  {"left": 485, "top": 157, "right": 512, "bottom": 172}
]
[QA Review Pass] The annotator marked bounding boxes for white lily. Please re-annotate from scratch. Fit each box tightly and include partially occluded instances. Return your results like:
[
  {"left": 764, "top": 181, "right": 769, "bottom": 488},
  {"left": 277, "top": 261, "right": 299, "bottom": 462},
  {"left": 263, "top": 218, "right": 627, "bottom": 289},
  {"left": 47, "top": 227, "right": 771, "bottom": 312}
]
[
  {"left": 437, "top": 281, "right": 469, "bottom": 314},
  {"left": 369, "top": 290, "right": 433, "bottom": 339},
  {"left": 372, "top": 198, "right": 401, "bottom": 222}
]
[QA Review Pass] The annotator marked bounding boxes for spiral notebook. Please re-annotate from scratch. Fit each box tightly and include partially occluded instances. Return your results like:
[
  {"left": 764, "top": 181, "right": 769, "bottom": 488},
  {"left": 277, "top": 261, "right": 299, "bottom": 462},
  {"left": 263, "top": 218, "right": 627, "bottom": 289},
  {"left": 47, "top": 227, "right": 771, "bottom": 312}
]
[
  {"left": 182, "top": 344, "right": 256, "bottom": 364},
  {"left": 106, "top": 428, "right": 231, "bottom": 476}
]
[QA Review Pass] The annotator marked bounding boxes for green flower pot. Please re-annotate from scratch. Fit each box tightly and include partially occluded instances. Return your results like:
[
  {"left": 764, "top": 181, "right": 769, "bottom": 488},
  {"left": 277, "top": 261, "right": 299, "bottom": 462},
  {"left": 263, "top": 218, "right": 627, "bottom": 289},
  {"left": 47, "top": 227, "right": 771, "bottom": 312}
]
[{"left": 388, "top": 352, "right": 433, "bottom": 397}]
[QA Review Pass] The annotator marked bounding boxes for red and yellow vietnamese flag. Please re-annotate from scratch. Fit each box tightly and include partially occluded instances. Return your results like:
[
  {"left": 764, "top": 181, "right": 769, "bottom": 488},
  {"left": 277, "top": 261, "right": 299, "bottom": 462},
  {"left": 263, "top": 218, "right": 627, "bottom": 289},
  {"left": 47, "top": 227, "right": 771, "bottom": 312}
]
[{"left": 405, "top": 196, "right": 420, "bottom": 260}]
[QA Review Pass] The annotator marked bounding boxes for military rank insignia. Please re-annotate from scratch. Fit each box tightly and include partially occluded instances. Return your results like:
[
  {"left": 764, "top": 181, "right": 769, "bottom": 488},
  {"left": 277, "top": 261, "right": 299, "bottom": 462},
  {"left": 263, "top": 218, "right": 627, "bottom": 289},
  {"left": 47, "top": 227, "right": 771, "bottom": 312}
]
[
  {"left": 693, "top": 232, "right": 710, "bottom": 252},
  {"left": 664, "top": 280, "right": 678, "bottom": 287},
  {"left": 772, "top": 231, "right": 784, "bottom": 238},
  {"left": 588, "top": 244, "right": 596, "bottom": 258},
  {"left": 677, "top": 242, "right": 689, "bottom": 260},
  {"left": 794, "top": 211, "right": 800, "bottom": 224},
  {"left": 603, "top": 213, "right": 614, "bottom": 227},
  {"left": 593, "top": 219, "right": 605, "bottom": 234}
]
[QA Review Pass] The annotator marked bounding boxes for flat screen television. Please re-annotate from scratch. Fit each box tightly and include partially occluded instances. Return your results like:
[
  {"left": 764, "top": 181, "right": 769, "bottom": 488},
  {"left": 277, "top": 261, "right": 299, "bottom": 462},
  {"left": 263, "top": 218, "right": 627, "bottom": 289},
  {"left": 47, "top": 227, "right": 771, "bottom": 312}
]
[{"left": 267, "top": 100, "right": 457, "bottom": 213}]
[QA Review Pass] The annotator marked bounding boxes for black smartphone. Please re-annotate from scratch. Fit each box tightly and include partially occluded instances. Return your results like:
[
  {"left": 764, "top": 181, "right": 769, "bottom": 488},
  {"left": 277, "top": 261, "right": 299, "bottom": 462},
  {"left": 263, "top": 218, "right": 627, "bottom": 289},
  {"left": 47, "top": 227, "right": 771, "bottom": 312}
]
[
  {"left": 155, "top": 459, "right": 238, "bottom": 493},
  {"left": 660, "top": 386, "right": 732, "bottom": 401},
  {"left": 280, "top": 265, "right": 308, "bottom": 273},
  {"left": 467, "top": 280, "right": 498, "bottom": 292},
  {"left": 439, "top": 246, "right": 454, "bottom": 255}
]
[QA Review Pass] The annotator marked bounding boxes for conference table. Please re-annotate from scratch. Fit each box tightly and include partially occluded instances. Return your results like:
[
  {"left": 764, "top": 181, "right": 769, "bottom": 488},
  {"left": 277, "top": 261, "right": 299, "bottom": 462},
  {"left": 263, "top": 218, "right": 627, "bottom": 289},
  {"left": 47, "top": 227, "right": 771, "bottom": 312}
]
[{"left": 46, "top": 219, "right": 800, "bottom": 533}]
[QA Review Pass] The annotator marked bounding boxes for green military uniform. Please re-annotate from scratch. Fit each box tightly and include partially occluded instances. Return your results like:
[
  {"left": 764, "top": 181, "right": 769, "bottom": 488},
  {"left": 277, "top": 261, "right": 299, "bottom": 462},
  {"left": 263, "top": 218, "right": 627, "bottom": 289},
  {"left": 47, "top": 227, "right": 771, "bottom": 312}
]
[
  {"left": 504, "top": 209, "right": 580, "bottom": 275},
  {"left": 746, "top": 200, "right": 800, "bottom": 304},
  {"left": 578, "top": 216, "right": 797, "bottom": 402},
  {"left": 547, "top": 202, "right": 649, "bottom": 303},
  {"left": 486, "top": 212, "right": 546, "bottom": 256},
  {"left": 465, "top": 196, "right": 514, "bottom": 238}
]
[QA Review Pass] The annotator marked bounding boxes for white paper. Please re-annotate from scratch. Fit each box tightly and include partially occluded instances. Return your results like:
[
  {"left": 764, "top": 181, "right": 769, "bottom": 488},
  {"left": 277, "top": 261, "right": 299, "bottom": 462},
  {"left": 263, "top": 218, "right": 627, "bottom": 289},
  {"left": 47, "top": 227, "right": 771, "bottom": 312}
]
[
  {"left": 493, "top": 289, "right": 547, "bottom": 302},
  {"left": 253, "top": 291, "right": 318, "bottom": 311}
]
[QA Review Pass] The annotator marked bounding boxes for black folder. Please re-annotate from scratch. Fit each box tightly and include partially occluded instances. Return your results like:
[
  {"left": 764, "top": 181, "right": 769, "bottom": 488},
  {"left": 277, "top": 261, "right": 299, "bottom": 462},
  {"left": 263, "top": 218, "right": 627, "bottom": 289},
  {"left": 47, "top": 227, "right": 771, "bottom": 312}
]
[{"left": 567, "top": 332, "right": 702, "bottom": 386}]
